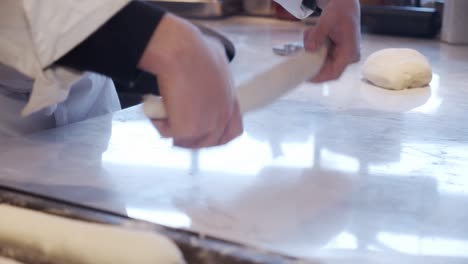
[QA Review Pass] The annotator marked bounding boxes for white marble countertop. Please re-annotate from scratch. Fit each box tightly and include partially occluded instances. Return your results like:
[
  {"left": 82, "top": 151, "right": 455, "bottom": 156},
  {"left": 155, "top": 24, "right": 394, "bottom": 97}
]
[{"left": 1, "top": 17, "right": 467, "bottom": 263}]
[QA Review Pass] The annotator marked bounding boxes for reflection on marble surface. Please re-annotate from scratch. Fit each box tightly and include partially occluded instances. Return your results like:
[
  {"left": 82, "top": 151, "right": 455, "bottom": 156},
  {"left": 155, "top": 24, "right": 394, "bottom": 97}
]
[{"left": 0, "top": 17, "right": 467, "bottom": 263}]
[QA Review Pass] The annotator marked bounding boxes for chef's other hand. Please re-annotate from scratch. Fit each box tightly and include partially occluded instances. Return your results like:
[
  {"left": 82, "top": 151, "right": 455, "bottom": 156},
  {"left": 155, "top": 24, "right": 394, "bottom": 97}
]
[
  {"left": 139, "top": 14, "right": 243, "bottom": 148},
  {"left": 304, "top": 0, "right": 361, "bottom": 82}
]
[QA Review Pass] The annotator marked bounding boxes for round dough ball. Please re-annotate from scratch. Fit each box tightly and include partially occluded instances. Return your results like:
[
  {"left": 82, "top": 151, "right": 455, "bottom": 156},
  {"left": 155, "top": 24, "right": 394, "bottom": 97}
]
[{"left": 362, "top": 48, "right": 432, "bottom": 90}]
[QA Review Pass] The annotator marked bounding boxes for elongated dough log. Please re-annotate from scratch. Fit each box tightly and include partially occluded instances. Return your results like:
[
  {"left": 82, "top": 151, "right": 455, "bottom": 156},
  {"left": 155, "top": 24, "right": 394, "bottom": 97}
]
[
  {"left": 143, "top": 46, "right": 328, "bottom": 120},
  {"left": 0, "top": 205, "right": 185, "bottom": 264}
]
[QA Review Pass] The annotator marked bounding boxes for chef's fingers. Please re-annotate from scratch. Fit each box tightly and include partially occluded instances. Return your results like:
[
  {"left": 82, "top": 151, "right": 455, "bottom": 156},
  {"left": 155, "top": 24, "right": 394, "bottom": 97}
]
[
  {"left": 151, "top": 122, "right": 216, "bottom": 149},
  {"left": 303, "top": 27, "right": 315, "bottom": 50},
  {"left": 173, "top": 102, "right": 242, "bottom": 149},
  {"left": 173, "top": 135, "right": 209, "bottom": 149},
  {"left": 303, "top": 17, "right": 332, "bottom": 52},
  {"left": 151, "top": 119, "right": 172, "bottom": 138},
  {"left": 152, "top": 115, "right": 237, "bottom": 148},
  {"left": 310, "top": 44, "right": 336, "bottom": 82},
  {"left": 304, "top": 27, "right": 325, "bottom": 52},
  {"left": 170, "top": 119, "right": 225, "bottom": 148},
  {"left": 312, "top": 44, "right": 350, "bottom": 82},
  {"left": 173, "top": 128, "right": 225, "bottom": 149},
  {"left": 217, "top": 102, "right": 243, "bottom": 146},
  {"left": 217, "top": 123, "right": 242, "bottom": 146}
]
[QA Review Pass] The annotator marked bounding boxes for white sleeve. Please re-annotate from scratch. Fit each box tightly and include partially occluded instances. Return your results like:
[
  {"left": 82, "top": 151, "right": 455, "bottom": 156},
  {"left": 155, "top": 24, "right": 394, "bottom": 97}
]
[
  {"left": 0, "top": 0, "right": 131, "bottom": 116},
  {"left": 22, "top": 0, "right": 131, "bottom": 69},
  {"left": 274, "top": 0, "right": 314, "bottom": 19}
]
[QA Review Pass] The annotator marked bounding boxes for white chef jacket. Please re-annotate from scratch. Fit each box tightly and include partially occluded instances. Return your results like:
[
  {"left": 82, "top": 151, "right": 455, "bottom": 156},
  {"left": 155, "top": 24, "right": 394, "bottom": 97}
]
[
  {"left": 275, "top": 0, "right": 316, "bottom": 19},
  {"left": 0, "top": 0, "right": 130, "bottom": 136},
  {"left": 0, "top": 0, "right": 309, "bottom": 136}
]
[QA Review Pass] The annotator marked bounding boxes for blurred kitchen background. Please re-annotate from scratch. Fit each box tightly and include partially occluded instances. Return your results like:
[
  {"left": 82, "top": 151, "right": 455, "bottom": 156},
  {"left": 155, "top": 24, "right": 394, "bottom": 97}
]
[
  {"left": 146, "top": 0, "right": 452, "bottom": 39},
  {"left": 117, "top": 0, "right": 466, "bottom": 108}
]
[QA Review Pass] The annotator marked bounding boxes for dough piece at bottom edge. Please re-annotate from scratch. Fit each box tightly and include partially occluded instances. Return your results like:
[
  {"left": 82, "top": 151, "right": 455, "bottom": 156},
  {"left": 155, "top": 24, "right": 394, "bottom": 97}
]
[{"left": 0, "top": 205, "right": 185, "bottom": 264}]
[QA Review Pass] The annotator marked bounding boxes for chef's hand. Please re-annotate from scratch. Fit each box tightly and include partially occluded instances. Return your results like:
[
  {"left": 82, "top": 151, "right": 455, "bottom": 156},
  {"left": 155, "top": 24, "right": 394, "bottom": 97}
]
[
  {"left": 139, "top": 14, "right": 243, "bottom": 148},
  {"left": 304, "top": 0, "right": 361, "bottom": 82}
]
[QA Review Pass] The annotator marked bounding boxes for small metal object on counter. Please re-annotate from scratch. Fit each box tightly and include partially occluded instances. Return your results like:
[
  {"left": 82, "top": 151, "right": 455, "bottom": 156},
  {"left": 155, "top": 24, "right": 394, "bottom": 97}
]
[
  {"left": 146, "top": 0, "right": 243, "bottom": 18},
  {"left": 0, "top": 186, "right": 311, "bottom": 264},
  {"left": 273, "top": 43, "right": 304, "bottom": 56}
]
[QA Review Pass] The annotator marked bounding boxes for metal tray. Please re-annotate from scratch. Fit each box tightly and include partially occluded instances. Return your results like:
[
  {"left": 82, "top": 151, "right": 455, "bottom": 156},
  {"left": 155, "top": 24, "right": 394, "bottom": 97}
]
[{"left": 0, "top": 186, "right": 309, "bottom": 264}]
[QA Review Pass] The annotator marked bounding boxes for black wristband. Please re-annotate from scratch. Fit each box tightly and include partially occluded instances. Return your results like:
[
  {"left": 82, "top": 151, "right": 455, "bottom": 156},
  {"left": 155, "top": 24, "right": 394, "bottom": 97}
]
[{"left": 55, "top": 0, "right": 236, "bottom": 97}]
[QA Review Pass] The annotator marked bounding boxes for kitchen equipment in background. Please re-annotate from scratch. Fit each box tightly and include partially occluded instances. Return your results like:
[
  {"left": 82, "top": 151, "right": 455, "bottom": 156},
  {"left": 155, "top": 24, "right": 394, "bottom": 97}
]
[
  {"left": 147, "top": 0, "right": 243, "bottom": 18},
  {"left": 441, "top": 0, "right": 468, "bottom": 45},
  {"left": 244, "top": 0, "right": 321, "bottom": 20},
  {"left": 243, "top": 0, "right": 275, "bottom": 16},
  {"left": 361, "top": 0, "right": 422, "bottom": 6},
  {"left": 361, "top": 4, "right": 442, "bottom": 38},
  {"left": 147, "top": 0, "right": 316, "bottom": 20}
]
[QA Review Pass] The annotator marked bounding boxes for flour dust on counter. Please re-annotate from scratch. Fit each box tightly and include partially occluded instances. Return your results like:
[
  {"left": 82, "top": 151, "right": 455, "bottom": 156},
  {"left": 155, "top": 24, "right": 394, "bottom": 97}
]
[
  {"left": 0, "top": 205, "right": 185, "bottom": 264},
  {"left": 362, "top": 48, "right": 433, "bottom": 90}
]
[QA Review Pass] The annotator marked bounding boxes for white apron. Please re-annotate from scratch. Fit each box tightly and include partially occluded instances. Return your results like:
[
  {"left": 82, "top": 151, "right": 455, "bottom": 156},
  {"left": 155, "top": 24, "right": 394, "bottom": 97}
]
[
  {"left": 0, "top": 0, "right": 305, "bottom": 137},
  {"left": 0, "top": 64, "right": 120, "bottom": 137},
  {"left": 0, "top": 0, "right": 129, "bottom": 131}
]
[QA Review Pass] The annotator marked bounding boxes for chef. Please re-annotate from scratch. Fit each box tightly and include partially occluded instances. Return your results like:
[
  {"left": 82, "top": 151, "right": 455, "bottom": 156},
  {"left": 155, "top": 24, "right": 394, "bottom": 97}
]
[{"left": 0, "top": 0, "right": 359, "bottom": 148}]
